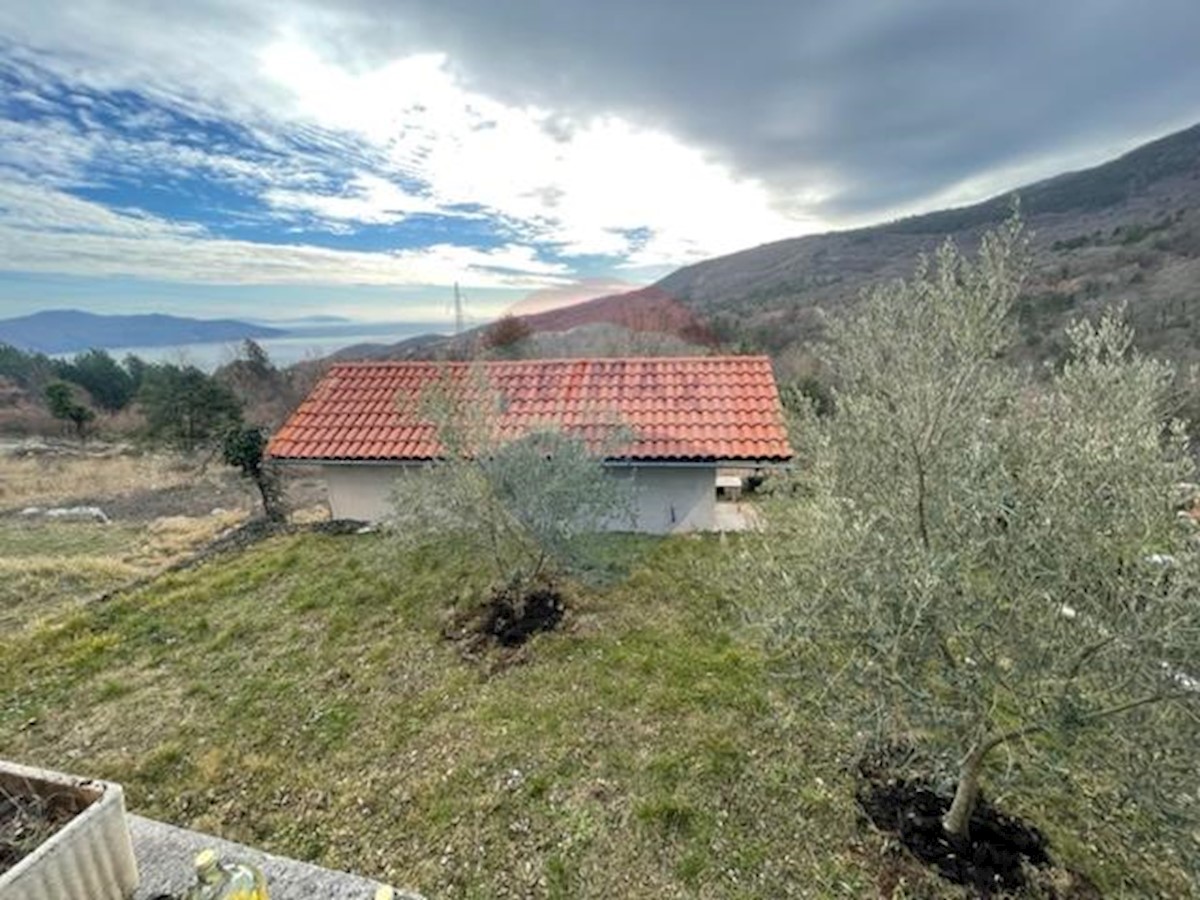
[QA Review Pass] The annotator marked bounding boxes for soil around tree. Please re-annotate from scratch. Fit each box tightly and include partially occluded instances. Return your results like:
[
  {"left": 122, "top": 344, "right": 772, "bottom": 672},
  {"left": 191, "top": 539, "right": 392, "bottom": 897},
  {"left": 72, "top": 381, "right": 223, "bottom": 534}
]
[
  {"left": 483, "top": 585, "right": 564, "bottom": 646},
  {"left": 444, "top": 581, "right": 566, "bottom": 662},
  {"left": 0, "top": 790, "right": 79, "bottom": 876},
  {"left": 857, "top": 774, "right": 1051, "bottom": 896},
  {"left": 855, "top": 750, "right": 1101, "bottom": 898}
]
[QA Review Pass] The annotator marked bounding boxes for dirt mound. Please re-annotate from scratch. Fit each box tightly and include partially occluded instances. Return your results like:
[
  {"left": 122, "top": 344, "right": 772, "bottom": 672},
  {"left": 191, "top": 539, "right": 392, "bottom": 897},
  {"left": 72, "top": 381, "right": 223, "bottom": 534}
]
[
  {"left": 855, "top": 756, "right": 1103, "bottom": 899},
  {"left": 482, "top": 586, "right": 564, "bottom": 646},
  {"left": 858, "top": 776, "right": 1050, "bottom": 896},
  {"left": 444, "top": 582, "right": 566, "bottom": 665}
]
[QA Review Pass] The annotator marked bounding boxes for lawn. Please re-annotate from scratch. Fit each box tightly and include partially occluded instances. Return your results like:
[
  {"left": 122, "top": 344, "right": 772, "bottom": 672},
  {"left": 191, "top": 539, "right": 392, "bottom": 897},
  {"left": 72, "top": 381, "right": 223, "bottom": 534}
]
[{"left": 0, "top": 530, "right": 1195, "bottom": 897}]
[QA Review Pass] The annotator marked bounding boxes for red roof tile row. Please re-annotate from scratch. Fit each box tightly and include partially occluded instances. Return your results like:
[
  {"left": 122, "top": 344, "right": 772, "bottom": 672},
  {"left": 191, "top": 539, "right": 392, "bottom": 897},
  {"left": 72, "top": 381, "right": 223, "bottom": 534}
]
[{"left": 267, "top": 356, "right": 793, "bottom": 463}]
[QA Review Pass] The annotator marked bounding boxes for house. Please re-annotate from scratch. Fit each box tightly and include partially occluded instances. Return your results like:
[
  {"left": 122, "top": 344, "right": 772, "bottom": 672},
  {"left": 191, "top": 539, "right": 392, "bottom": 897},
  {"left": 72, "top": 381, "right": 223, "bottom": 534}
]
[{"left": 267, "top": 356, "right": 793, "bottom": 533}]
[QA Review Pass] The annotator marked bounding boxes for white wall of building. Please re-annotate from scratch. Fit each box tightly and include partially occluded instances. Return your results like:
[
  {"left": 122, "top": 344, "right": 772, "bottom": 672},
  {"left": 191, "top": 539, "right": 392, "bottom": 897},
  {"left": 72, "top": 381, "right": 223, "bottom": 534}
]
[
  {"left": 323, "top": 464, "right": 415, "bottom": 521},
  {"left": 320, "top": 462, "right": 718, "bottom": 533},
  {"left": 608, "top": 465, "right": 716, "bottom": 534}
]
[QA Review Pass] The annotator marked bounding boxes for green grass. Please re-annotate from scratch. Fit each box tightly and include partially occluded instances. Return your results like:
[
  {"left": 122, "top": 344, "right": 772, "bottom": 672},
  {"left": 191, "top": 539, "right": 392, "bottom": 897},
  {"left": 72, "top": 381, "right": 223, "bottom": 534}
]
[
  {"left": 0, "top": 520, "right": 145, "bottom": 630},
  {"left": 0, "top": 514, "right": 242, "bottom": 631},
  {"left": 0, "top": 532, "right": 1194, "bottom": 897},
  {"left": 0, "top": 519, "right": 144, "bottom": 558}
]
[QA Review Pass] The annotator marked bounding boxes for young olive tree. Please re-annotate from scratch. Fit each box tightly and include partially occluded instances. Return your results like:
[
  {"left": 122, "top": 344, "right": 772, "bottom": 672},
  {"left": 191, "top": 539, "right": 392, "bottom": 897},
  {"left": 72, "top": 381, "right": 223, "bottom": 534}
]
[
  {"left": 751, "top": 218, "right": 1200, "bottom": 840},
  {"left": 388, "top": 367, "right": 633, "bottom": 594}
]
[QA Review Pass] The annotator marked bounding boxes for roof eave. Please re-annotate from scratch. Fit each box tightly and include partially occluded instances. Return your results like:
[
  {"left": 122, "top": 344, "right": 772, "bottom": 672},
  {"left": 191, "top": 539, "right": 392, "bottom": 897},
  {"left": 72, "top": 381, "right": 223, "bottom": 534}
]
[{"left": 270, "top": 455, "right": 793, "bottom": 467}]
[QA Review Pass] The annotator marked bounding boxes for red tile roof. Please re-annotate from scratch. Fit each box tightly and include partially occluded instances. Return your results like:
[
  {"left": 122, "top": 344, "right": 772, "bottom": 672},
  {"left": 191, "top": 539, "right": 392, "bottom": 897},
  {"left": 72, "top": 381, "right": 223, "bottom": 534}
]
[{"left": 267, "top": 356, "right": 793, "bottom": 463}]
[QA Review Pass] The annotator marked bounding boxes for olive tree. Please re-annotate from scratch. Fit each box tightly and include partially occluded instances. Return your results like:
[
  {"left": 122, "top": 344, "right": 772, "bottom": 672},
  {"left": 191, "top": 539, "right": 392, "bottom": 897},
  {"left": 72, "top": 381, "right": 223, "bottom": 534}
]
[
  {"left": 751, "top": 218, "right": 1200, "bottom": 840},
  {"left": 388, "top": 367, "right": 633, "bottom": 594}
]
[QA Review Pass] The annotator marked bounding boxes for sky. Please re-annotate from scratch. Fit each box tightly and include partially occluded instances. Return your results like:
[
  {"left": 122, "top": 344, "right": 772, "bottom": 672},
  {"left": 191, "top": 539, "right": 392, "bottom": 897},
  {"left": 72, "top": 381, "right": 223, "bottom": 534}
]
[{"left": 1, "top": 1, "right": 1199, "bottom": 325}]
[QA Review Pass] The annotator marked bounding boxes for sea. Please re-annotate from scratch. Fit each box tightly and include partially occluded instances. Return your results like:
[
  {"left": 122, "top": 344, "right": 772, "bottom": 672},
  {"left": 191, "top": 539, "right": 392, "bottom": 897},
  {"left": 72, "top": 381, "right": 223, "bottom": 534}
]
[{"left": 55, "top": 323, "right": 442, "bottom": 373}]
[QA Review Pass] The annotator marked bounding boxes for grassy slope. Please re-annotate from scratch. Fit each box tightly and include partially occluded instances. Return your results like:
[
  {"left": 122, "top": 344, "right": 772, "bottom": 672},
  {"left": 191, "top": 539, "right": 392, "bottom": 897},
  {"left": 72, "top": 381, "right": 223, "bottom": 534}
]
[
  {"left": 0, "top": 520, "right": 142, "bottom": 631},
  {"left": 0, "top": 532, "right": 1194, "bottom": 897},
  {"left": 0, "top": 515, "right": 244, "bottom": 632},
  {"left": 0, "top": 452, "right": 253, "bottom": 630}
]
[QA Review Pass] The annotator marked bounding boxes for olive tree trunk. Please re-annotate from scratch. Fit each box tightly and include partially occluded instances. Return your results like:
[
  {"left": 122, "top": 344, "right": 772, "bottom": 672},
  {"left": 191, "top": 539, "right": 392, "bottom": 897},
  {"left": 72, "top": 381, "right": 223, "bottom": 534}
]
[{"left": 943, "top": 744, "right": 988, "bottom": 837}]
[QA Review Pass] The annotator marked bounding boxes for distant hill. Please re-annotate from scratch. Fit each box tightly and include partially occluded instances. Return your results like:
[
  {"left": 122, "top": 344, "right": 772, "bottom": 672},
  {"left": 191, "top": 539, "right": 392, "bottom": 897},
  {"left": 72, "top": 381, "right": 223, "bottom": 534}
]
[
  {"left": 330, "top": 331, "right": 452, "bottom": 361},
  {"left": 630, "top": 121, "right": 1200, "bottom": 366},
  {"left": 517, "top": 286, "right": 714, "bottom": 342},
  {"left": 328, "top": 120, "right": 1200, "bottom": 370},
  {"left": 0, "top": 310, "right": 286, "bottom": 354},
  {"left": 329, "top": 288, "right": 716, "bottom": 361}
]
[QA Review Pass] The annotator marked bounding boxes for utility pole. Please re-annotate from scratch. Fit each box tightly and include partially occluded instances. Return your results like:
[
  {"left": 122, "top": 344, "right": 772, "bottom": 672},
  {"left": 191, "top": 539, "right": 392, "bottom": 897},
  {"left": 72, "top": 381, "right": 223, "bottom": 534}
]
[{"left": 453, "top": 282, "right": 465, "bottom": 336}]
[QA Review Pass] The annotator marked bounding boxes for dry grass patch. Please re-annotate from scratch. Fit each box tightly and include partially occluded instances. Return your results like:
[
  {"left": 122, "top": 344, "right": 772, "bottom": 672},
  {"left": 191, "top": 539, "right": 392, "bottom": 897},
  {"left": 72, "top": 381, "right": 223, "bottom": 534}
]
[
  {"left": 0, "top": 510, "right": 245, "bottom": 630},
  {"left": 0, "top": 453, "right": 191, "bottom": 509},
  {"left": 0, "top": 450, "right": 262, "bottom": 521},
  {"left": 0, "top": 556, "right": 141, "bottom": 632},
  {"left": 126, "top": 512, "right": 247, "bottom": 568},
  {"left": 288, "top": 504, "right": 331, "bottom": 525}
]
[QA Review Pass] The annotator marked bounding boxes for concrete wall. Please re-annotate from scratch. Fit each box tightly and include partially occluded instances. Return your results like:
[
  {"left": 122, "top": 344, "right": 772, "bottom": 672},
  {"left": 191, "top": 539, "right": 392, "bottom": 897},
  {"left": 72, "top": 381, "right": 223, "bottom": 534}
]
[{"left": 321, "top": 462, "right": 718, "bottom": 533}]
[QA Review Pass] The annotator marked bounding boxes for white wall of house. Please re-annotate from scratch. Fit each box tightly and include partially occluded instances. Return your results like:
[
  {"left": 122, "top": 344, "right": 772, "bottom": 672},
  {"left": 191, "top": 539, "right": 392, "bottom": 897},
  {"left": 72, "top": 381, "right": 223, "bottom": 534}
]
[
  {"left": 322, "top": 464, "right": 415, "bottom": 521},
  {"left": 320, "top": 462, "right": 718, "bottom": 533},
  {"left": 609, "top": 465, "right": 717, "bottom": 534}
]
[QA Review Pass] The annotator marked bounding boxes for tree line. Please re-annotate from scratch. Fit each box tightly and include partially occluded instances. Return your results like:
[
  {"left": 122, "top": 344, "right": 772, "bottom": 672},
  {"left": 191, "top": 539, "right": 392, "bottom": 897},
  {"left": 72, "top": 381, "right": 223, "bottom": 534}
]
[{"left": 0, "top": 340, "right": 286, "bottom": 521}]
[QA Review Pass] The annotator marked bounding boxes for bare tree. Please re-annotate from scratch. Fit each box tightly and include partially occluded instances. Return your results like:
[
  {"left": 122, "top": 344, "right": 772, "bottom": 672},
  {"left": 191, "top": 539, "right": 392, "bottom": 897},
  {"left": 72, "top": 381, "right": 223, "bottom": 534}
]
[
  {"left": 483, "top": 314, "right": 533, "bottom": 359},
  {"left": 749, "top": 218, "right": 1200, "bottom": 842}
]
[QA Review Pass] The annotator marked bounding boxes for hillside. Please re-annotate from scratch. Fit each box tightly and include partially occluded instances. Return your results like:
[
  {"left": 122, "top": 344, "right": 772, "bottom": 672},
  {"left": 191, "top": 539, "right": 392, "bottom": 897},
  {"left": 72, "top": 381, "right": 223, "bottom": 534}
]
[
  {"left": 640, "top": 122, "right": 1200, "bottom": 364},
  {"left": 324, "top": 122, "right": 1200, "bottom": 371},
  {"left": 329, "top": 288, "right": 716, "bottom": 362},
  {"left": 0, "top": 310, "right": 285, "bottom": 354},
  {"left": 1, "top": 519, "right": 1191, "bottom": 896},
  {"left": 516, "top": 286, "right": 713, "bottom": 342}
]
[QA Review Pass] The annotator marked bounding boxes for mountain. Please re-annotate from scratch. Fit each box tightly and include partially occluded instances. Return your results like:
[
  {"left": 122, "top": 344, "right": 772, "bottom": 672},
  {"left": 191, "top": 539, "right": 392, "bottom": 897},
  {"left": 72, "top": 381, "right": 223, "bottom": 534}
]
[
  {"left": 329, "top": 287, "right": 718, "bottom": 361},
  {"left": 633, "top": 122, "right": 1200, "bottom": 366},
  {"left": 0, "top": 310, "right": 286, "bottom": 354},
  {"left": 515, "top": 286, "right": 713, "bottom": 341},
  {"left": 321, "top": 121, "right": 1200, "bottom": 369}
]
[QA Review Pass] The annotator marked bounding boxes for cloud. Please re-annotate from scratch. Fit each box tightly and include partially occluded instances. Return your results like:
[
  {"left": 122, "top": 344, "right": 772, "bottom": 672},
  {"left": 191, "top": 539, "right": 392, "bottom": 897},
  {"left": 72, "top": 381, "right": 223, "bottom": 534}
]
[
  {"left": 326, "top": 0, "right": 1200, "bottom": 220},
  {"left": 263, "top": 174, "right": 440, "bottom": 226},
  {"left": 0, "top": 1, "right": 807, "bottom": 279},
  {"left": 0, "top": 179, "right": 571, "bottom": 288},
  {"left": 252, "top": 38, "right": 803, "bottom": 260},
  {"left": 1, "top": 0, "right": 1199, "bottom": 308}
]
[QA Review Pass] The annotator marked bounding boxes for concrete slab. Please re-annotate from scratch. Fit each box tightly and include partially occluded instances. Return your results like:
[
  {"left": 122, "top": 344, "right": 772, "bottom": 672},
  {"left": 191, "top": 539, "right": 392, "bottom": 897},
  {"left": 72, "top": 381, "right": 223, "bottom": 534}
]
[
  {"left": 713, "top": 500, "right": 760, "bottom": 532},
  {"left": 128, "top": 815, "right": 424, "bottom": 900}
]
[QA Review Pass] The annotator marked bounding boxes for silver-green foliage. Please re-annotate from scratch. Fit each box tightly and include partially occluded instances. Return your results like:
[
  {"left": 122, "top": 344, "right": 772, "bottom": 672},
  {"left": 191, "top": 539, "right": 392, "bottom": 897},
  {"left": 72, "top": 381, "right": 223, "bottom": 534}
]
[
  {"left": 389, "top": 371, "right": 633, "bottom": 590},
  {"left": 751, "top": 218, "right": 1200, "bottom": 840}
]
